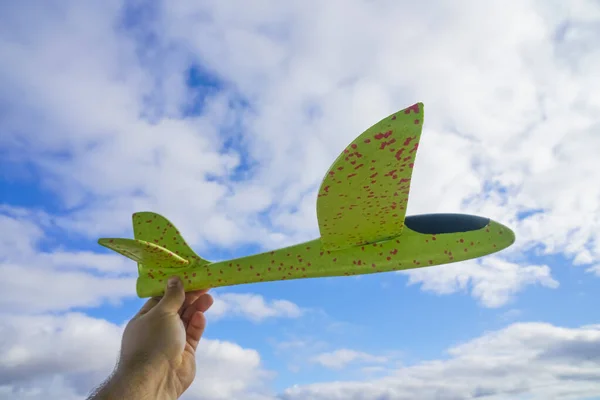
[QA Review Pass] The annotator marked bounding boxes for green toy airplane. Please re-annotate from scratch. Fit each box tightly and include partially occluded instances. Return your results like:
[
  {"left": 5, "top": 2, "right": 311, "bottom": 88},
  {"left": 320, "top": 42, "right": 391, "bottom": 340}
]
[{"left": 98, "top": 102, "right": 515, "bottom": 298}]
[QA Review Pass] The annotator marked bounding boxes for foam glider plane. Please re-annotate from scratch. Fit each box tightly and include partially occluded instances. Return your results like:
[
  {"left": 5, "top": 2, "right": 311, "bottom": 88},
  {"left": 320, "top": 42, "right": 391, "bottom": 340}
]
[{"left": 98, "top": 102, "right": 516, "bottom": 298}]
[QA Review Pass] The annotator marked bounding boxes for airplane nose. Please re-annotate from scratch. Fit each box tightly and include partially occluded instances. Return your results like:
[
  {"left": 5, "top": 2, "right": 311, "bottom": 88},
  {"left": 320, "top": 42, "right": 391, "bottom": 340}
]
[
  {"left": 404, "top": 213, "right": 491, "bottom": 235},
  {"left": 493, "top": 219, "right": 516, "bottom": 248}
]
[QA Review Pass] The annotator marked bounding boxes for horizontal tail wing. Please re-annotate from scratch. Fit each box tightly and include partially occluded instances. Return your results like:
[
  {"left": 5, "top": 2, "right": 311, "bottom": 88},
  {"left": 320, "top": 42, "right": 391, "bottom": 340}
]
[{"left": 98, "top": 238, "right": 189, "bottom": 268}]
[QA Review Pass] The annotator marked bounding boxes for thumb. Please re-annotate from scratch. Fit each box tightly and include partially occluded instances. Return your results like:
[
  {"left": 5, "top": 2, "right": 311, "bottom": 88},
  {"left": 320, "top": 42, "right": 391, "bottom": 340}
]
[{"left": 156, "top": 276, "right": 185, "bottom": 313}]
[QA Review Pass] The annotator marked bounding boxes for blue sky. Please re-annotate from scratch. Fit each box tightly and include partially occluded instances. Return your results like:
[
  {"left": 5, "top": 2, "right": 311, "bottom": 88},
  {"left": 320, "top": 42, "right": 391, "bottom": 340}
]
[{"left": 1, "top": 1, "right": 600, "bottom": 399}]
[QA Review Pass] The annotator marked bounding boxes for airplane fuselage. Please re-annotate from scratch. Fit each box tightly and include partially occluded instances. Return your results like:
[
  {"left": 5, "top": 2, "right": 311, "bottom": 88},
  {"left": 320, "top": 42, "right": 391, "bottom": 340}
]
[{"left": 135, "top": 218, "right": 515, "bottom": 297}]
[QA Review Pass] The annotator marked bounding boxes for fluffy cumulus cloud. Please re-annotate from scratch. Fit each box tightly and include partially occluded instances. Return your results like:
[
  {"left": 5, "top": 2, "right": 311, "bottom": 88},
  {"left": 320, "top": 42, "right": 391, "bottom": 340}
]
[
  {"left": 0, "top": 207, "right": 136, "bottom": 313},
  {"left": 208, "top": 293, "right": 304, "bottom": 322},
  {"left": 401, "top": 256, "right": 559, "bottom": 308},
  {"left": 2, "top": 314, "right": 599, "bottom": 400},
  {"left": 311, "top": 349, "right": 389, "bottom": 370},
  {"left": 281, "top": 323, "right": 600, "bottom": 400},
  {"left": 0, "top": 313, "right": 273, "bottom": 400}
]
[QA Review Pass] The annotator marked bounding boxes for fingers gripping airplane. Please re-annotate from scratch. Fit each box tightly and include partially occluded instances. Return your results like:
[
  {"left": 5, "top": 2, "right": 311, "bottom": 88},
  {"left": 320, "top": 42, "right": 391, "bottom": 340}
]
[{"left": 98, "top": 102, "right": 515, "bottom": 298}]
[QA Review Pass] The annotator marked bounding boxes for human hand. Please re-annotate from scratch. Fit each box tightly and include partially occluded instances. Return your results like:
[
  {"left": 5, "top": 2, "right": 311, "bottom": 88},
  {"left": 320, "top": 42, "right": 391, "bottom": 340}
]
[{"left": 94, "top": 276, "right": 214, "bottom": 400}]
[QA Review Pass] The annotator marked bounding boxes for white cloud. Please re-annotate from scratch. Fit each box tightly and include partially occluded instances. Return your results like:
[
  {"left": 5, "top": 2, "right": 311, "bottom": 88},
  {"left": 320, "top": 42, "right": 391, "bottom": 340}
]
[
  {"left": 0, "top": 313, "right": 272, "bottom": 400},
  {"left": 311, "top": 349, "right": 388, "bottom": 370},
  {"left": 587, "top": 264, "right": 600, "bottom": 276},
  {"left": 0, "top": 209, "right": 136, "bottom": 313},
  {"left": 0, "top": 313, "right": 121, "bottom": 389},
  {"left": 0, "top": 376, "right": 85, "bottom": 400},
  {"left": 280, "top": 322, "right": 600, "bottom": 400},
  {"left": 0, "top": 209, "right": 45, "bottom": 257},
  {"left": 208, "top": 293, "right": 303, "bottom": 322},
  {"left": 3, "top": 315, "right": 600, "bottom": 400},
  {"left": 401, "top": 256, "right": 559, "bottom": 308},
  {"left": 0, "top": 263, "right": 135, "bottom": 313},
  {"left": 186, "top": 340, "right": 273, "bottom": 400}
]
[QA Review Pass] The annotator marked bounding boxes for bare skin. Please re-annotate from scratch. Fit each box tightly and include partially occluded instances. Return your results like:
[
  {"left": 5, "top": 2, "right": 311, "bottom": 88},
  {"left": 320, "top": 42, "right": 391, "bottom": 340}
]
[{"left": 88, "top": 276, "right": 214, "bottom": 400}]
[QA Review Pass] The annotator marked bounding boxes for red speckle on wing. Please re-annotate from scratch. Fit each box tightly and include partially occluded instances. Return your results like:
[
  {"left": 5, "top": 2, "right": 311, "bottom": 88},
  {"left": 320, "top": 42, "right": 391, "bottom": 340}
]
[
  {"left": 404, "top": 103, "right": 420, "bottom": 114},
  {"left": 379, "top": 138, "right": 396, "bottom": 150},
  {"left": 394, "top": 148, "right": 405, "bottom": 160}
]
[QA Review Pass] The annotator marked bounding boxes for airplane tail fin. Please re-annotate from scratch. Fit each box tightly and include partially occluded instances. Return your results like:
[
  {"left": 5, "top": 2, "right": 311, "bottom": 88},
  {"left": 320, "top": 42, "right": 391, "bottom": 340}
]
[
  {"left": 130, "top": 212, "right": 209, "bottom": 265},
  {"left": 98, "top": 212, "right": 210, "bottom": 279}
]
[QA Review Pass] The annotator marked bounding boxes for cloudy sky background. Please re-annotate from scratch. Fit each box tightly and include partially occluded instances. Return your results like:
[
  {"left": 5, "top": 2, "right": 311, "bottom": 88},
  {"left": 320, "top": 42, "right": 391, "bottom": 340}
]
[{"left": 1, "top": 0, "right": 600, "bottom": 399}]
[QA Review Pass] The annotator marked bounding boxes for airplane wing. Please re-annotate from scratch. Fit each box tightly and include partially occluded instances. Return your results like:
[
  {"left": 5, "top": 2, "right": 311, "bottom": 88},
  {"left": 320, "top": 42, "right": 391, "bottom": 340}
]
[{"left": 316, "top": 102, "right": 424, "bottom": 250}]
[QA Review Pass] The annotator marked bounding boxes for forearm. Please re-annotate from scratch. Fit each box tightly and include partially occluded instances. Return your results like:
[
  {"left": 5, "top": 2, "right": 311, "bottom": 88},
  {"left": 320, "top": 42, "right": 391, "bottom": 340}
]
[{"left": 88, "top": 363, "right": 174, "bottom": 400}]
